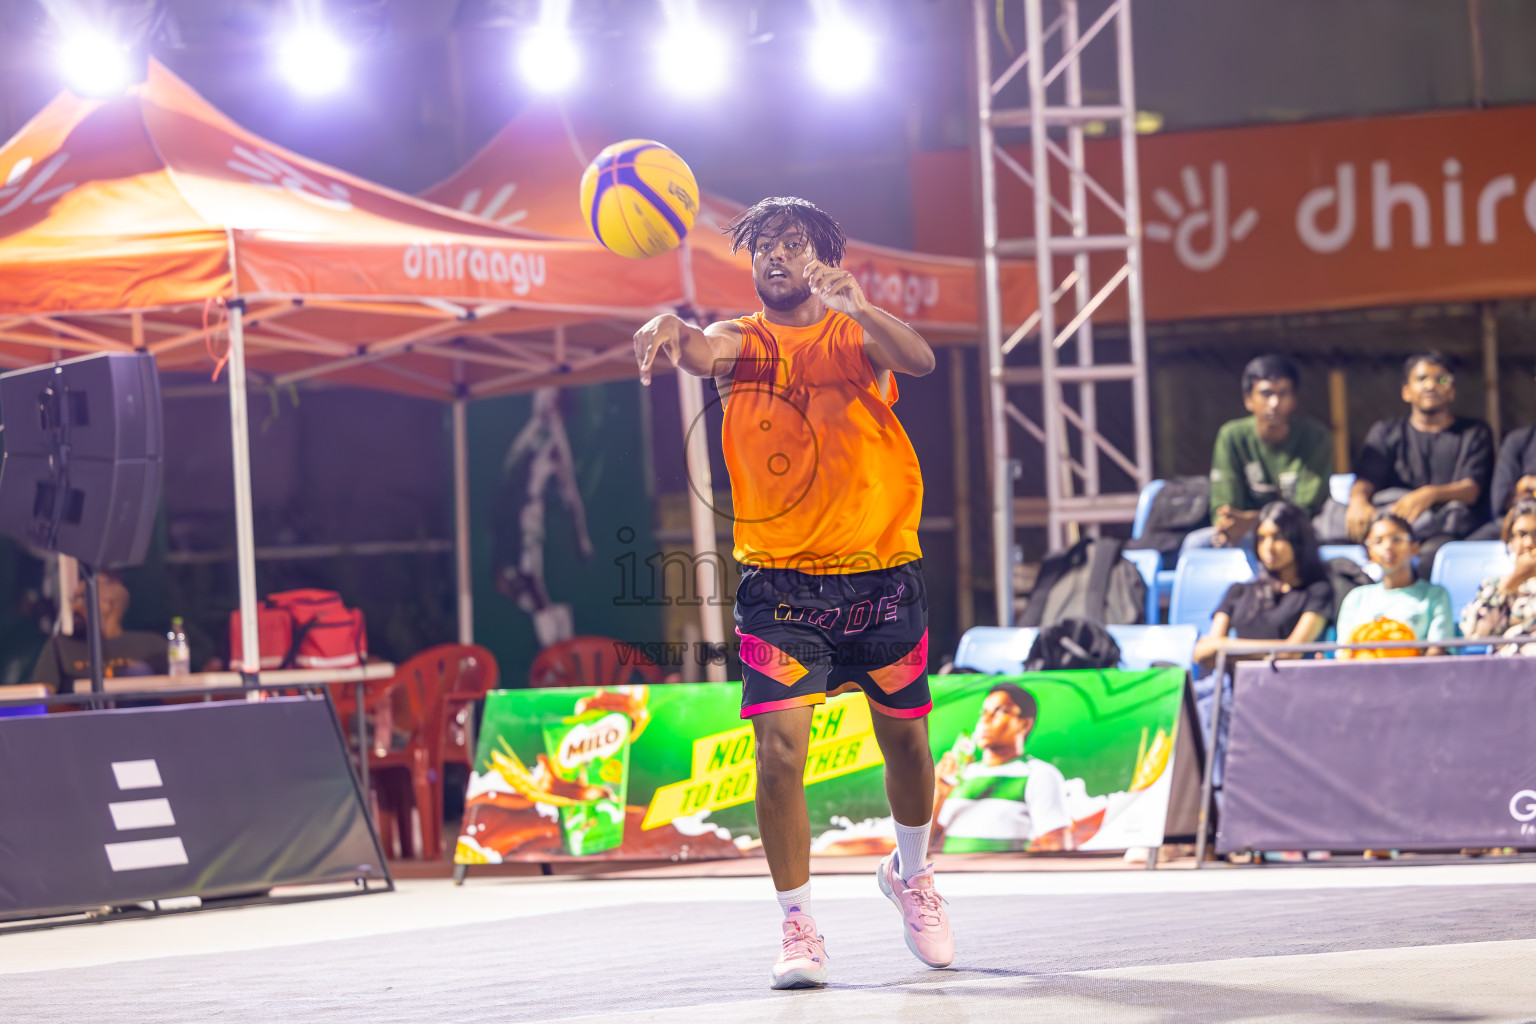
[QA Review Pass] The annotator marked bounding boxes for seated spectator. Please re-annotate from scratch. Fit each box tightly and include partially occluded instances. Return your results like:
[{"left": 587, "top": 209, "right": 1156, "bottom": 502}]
[
  {"left": 1185, "top": 355, "right": 1333, "bottom": 553},
  {"left": 1460, "top": 498, "right": 1536, "bottom": 654},
  {"left": 29, "top": 572, "right": 166, "bottom": 688},
  {"left": 1336, "top": 512, "right": 1454, "bottom": 657},
  {"left": 1346, "top": 351, "right": 1494, "bottom": 574},
  {"left": 1473, "top": 365, "right": 1536, "bottom": 539},
  {"left": 1194, "top": 501, "right": 1332, "bottom": 669}
]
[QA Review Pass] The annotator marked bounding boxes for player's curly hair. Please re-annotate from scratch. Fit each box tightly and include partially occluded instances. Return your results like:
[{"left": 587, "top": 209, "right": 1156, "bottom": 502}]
[{"left": 726, "top": 196, "right": 847, "bottom": 267}]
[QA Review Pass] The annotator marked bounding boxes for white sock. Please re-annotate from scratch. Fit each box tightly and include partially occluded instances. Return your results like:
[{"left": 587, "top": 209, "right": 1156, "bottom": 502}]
[
  {"left": 894, "top": 819, "right": 932, "bottom": 880},
  {"left": 775, "top": 881, "right": 813, "bottom": 920}
]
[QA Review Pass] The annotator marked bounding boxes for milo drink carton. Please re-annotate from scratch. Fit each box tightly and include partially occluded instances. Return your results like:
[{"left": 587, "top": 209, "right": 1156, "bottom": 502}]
[{"left": 541, "top": 709, "right": 631, "bottom": 856}]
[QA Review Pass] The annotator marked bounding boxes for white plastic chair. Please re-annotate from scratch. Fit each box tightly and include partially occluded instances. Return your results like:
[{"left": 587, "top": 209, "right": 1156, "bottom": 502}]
[
  {"left": 953, "top": 627, "right": 1038, "bottom": 674},
  {"left": 1105, "top": 624, "right": 1199, "bottom": 670},
  {"left": 953, "top": 624, "right": 1197, "bottom": 672}
]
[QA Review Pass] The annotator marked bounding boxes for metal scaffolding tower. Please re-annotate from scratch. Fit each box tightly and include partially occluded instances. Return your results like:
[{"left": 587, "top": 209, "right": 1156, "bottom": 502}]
[{"left": 972, "top": 0, "right": 1153, "bottom": 626}]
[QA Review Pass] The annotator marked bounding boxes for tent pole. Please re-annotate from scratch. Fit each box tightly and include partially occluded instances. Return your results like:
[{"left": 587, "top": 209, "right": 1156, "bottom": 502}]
[
  {"left": 226, "top": 302, "right": 261, "bottom": 682},
  {"left": 676, "top": 370, "right": 727, "bottom": 682},
  {"left": 452, "top": 397, "right": 474, "bottom": 644}
]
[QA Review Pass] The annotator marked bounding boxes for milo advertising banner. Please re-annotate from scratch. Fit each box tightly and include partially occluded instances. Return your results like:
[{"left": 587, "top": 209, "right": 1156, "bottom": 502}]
[{"left": 455, "top": 669, "right": 1186, "bottom": 865}]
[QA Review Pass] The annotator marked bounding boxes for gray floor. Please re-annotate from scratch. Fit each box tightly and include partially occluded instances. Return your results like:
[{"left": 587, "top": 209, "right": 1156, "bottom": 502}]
[{"left": 5, "top": 871, "right": 1536, "bottom": 1023}]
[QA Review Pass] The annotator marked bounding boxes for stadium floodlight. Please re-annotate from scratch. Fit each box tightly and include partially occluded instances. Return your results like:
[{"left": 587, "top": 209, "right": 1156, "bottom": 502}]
[
  {"left": 519, "top": 25, "right": 580, "bottom": 93},
  {"left": 810, "top": 18, "right": 876, "bottom": 92},
  {"left": 278, "top": 26, "right": 352, "bottom": 96},
  {"left": 519, "top": 0, "right": 579, "bottom": 94},
  {"left": 58, "top": 31, "right": 134, "bottom": 98},
  {"left": 658, "top": 2, "right": 727, "bottom": 97}
]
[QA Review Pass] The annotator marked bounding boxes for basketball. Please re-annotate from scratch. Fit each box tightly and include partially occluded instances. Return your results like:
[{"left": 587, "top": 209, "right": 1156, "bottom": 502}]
[{"left": 579, "top": 139, "right": 699, "bottom": 259}]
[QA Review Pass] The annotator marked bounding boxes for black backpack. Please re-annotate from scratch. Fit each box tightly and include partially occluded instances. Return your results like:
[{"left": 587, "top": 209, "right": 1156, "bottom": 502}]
[
  {"left": 1026, "top": 618, "right": 1121, "bottom": 671},
  {"left": 1019, "top": 537, "right": 1147, "bottom": 627},
  {"left": 1125, "top": 475, "right": 1210, "bottom": 564}
]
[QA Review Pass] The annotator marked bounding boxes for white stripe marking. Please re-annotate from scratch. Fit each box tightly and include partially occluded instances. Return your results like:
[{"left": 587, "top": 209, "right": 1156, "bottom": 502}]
[
  {"left": 108, "top": 798, "right": 175, "bottom": 831},
  {"left": 104, "top": 837, "right": 188, "bottom": 872},
  {"left": 111, "top": 760, "right": 162, "bottom": 790}
]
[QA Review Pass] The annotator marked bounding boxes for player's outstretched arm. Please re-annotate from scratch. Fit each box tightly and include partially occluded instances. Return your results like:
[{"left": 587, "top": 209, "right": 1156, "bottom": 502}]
[
  {"left": 633, "top": 314, "right": 742, "bottom": 386},
  {"left": 804, "top": 259, "right": 935, "bottom": 377}
]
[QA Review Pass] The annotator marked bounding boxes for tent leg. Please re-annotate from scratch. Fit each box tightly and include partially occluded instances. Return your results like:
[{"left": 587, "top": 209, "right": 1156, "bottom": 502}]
[
  {"left": 453, "top": 398, "right": 474, "bottom": 645},
  {"left": 676, "top": 371, "right": 727, "bottom": 682},
  {"left": 227, "top": 302, "right": 261, "bottom": 684}
]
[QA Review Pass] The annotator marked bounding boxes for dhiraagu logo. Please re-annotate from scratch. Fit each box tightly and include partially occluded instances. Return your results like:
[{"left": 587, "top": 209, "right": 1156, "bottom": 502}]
[
  {"left": 1144, "top": 162, "right": 1259, "bottom": 272},
  {"left": 557, "top": 713, "right": 630, "bottom": 772},
  {"left": 1510, "top": 789, "right": 1536, "bottom": 835}
]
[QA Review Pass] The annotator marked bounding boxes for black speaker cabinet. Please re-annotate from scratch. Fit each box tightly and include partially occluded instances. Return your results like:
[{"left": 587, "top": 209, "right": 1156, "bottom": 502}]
[{"left": 0, "top": 352, "right": 163, "bottom": 568}]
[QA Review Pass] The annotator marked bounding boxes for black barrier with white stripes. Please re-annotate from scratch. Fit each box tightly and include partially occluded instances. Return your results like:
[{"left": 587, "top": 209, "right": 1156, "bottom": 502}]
[{"left": 0, "top": 696, "right": 389, "bottom": 923}]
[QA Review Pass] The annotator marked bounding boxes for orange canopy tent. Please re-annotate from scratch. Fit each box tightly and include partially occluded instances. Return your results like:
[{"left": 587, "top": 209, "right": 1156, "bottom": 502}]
[
  {"left": 421, "top": 100, "right": 1038, "bottom": 337},
  {"left": 0, "top": 62, "right": 703, "bottom": 671}
]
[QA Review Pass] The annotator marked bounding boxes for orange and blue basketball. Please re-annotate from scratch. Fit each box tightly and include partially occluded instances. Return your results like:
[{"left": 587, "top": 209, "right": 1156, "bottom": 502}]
[{"left": 579, "top": 139, "right": 699, "bottom": 259}]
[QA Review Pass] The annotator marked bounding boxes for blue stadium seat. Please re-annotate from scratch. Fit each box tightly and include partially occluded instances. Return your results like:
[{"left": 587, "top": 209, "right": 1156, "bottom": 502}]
[
  {"left": 1329, "top": 473, "right": 1355, "bottom": 507},
  {"left": 1168, "top": 548, "right": 1255, "bottom": 634},
  {"left": 1130, "top": 479, "right": 1178, "bottom": 615},
  {"left": 1106, "top": 624, "right": 1199, "bottom": 670},
  {"left": 1131, "top": 479, "right": 1165, "bottom": 540},
  {"left": 1430, "top": 540, "right": 1511, "bottom": 621},
  {"left": 1121, "top": 548, "right": 1163, "bottom": 624},
  {"left": 1319, "top": 544, "right": 1369, "bottom": 568},
  {"left": 953, "top": 627, "right": 1037, "bottom": 674}
]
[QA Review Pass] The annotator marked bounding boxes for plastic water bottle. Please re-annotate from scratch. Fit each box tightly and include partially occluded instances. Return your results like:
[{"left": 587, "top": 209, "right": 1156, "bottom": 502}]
[{"left": 167, "top": 616, "right": 191, "bottom": 676}]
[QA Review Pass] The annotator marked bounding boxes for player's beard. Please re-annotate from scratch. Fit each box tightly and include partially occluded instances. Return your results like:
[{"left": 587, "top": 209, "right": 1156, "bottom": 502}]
[{"left": 756, "top": 279, "right": 812, "bottom": 312}]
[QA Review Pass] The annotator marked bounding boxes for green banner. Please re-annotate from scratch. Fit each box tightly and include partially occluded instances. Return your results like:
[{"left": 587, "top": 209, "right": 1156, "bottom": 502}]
[{"left": 455, "top": 669, "right": 1185, "bottom": 864}]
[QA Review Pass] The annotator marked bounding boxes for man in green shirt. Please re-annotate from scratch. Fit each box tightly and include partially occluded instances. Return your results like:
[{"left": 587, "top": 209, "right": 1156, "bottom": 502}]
[{"left": 1187, "top": 355, "right": 1334, "bottom": 552}]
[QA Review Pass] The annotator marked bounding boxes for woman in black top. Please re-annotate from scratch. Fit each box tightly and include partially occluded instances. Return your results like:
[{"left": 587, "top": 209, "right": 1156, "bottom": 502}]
[{"left": 1195, "top": 501, "right": 1333, "bottom": 668}]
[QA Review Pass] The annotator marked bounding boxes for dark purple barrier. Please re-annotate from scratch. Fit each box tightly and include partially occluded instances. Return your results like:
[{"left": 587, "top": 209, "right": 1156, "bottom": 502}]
[{"left": 1218, "top": 655, "right": 1536, "bottom": 854}]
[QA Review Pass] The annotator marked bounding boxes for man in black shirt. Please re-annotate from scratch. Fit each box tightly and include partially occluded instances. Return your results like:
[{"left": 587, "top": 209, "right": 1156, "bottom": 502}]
[
  {"left": 1476, "top": 363, "right": 1536, "bottom": 539},
  {"left": 1346, "top": 351, "right": 1494, "bottom": 572},
  {"left": 29, "top": 571, "right": 165, "bottom": 689}
]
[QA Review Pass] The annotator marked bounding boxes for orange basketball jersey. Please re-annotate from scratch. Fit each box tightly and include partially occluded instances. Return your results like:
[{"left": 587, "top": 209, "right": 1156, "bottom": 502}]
[{"left": 721, "top": 310, "right": 923, "bottom": 573}]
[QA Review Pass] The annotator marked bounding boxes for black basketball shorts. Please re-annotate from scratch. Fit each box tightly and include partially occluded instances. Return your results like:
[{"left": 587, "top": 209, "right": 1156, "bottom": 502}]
[{"left": 734, "top": 560, "right": 931, "bottom": 720}]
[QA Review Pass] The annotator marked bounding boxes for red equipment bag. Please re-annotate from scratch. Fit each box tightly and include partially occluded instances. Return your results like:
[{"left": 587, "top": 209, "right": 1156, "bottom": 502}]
[{"left": 229, "top": 589, "right": 367, "bottom": 670}]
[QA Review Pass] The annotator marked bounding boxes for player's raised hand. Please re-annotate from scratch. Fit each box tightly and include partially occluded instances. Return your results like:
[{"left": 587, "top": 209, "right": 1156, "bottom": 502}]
[
  {"left": 805, "top": 259, "right": 867, "bottom": 316},
  {"left": 634, "top": 313, "right": 684, "bottom": 386}
]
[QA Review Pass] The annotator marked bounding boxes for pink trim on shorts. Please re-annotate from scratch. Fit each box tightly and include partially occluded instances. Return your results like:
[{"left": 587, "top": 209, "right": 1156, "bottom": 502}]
[
  {"left": 868, "top": 699, "right": 933, "bottom": 719},
  {"left": 740, "top": 693, "right": 826, "bottom": 719}
]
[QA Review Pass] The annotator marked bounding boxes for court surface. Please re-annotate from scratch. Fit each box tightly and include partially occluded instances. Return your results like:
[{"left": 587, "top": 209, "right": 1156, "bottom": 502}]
[{"left": 6, "top": 861, "right": 1536, "bottom": 1023}]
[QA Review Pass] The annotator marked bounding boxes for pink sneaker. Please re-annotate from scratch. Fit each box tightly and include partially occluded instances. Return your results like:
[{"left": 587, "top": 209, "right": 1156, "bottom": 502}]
[
  {"left": 877, "top": 853, "right": 954, "bottom": 968},
  {"left": 770, "top": 911, "right": 829, "bottom": 989}
]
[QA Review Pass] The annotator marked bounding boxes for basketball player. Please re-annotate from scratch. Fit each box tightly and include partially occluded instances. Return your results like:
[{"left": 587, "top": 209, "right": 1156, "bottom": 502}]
[{"left": 634, "top": 197, "right": 951, "bottom": 988}]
